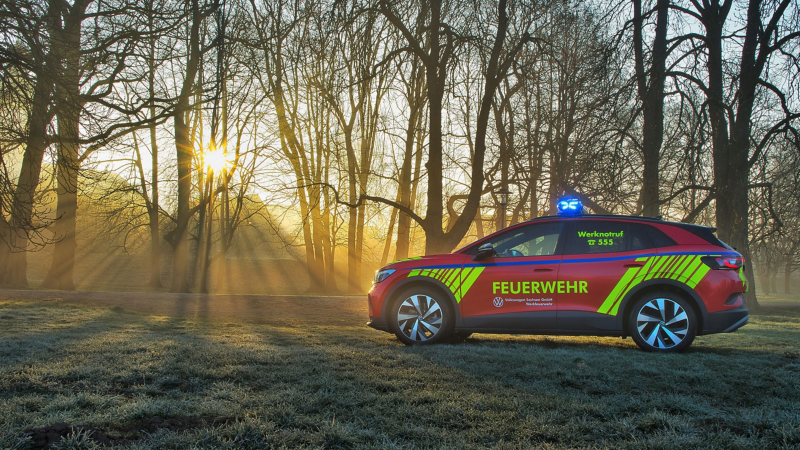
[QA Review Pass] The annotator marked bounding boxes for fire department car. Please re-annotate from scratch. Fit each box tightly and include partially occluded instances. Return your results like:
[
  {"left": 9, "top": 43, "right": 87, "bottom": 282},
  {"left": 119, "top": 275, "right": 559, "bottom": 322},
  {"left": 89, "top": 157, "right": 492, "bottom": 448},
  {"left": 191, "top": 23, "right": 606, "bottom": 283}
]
[{"left": 367, "top": 198, "right": 749, "bottom": 352}]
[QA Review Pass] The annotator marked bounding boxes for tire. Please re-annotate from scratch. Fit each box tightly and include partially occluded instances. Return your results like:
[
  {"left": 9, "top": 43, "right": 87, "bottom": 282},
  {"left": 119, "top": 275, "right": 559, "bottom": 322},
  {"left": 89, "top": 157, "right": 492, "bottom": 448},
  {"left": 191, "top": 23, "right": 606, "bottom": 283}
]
[
  {"left": 628, "top": 291, "right": 697, "bottom": 352},
  {"left": 390, "top": 286, "right": 454, "bottom": 345}
]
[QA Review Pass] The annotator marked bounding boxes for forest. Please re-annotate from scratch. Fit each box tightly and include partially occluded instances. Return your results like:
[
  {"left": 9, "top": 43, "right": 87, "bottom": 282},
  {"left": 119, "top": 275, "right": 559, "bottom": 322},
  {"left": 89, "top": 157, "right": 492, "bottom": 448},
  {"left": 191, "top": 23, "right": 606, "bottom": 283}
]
[{"left": 1, "top": 0, "right": 798, "bottom": 307}]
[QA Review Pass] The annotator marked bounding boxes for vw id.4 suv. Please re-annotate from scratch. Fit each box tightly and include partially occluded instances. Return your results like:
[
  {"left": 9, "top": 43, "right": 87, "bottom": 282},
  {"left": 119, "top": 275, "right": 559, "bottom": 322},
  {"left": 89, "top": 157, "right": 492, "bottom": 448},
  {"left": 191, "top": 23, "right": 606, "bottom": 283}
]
[{"left": 367, "top": 202, "right": 749, "bottom": 352}]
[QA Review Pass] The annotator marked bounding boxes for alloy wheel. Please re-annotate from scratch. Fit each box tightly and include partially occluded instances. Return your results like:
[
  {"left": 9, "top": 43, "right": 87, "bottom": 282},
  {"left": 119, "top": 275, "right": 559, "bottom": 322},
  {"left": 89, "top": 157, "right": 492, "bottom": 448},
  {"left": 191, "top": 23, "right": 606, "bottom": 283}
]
[
  {"left": 396, "top": 294, "right": 443, "bottom": 342},
  {"left": 635, "top": 298, "right": 689, "bottom": 350}
]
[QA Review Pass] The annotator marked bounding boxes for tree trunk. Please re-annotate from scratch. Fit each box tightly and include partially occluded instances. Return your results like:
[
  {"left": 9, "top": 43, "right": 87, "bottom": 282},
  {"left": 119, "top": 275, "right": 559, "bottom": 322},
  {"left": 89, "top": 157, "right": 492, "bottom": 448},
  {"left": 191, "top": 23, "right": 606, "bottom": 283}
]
[
  {"left": 42, "top": 2, "right": 87, "bottom": 290},
  {"left": 0, "top": 214, "right": 9, "bottom": 279},
  {"left": 634, "top": 0, "right": 669, "bottom": 217},
  {"left": 170, "top": 0, "right": 202, "bottom": 293},
  {"left": 380, "top": 206, "right": 398, "bottom": 266},
  {"left": 396, "top": 88, "right": 424, "bottom": 260},
  {"left": 147, "top": 121, "right": 161, "bottom": 288},
  {"left": 321, "top": 134, "right": 336, "bottom": 292},
  {"left": 2, "top": 63, "right": 54, "bottom": 288},
  {"left": 147, "top": 12, "right": 161, "bottom": 288},
  {"left": 700, "top": 0, "right": 761, "bottom": 309},
  {"left": 345, "top": 128, "right": 359, "bottom": 293},
  {"left": 41, "top": 106, "right": 79, "bottom": 290}
]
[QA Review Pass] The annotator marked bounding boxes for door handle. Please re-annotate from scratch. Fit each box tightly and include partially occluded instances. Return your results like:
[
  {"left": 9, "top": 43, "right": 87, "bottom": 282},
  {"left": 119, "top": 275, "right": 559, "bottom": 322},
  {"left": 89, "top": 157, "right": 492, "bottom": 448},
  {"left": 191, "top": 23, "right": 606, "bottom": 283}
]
[
  {"left": 624, "top": 263, "right": 644, "bottom": 268},
  {"left": 533, "top": 268, "right": 554, "bottom": 272}
]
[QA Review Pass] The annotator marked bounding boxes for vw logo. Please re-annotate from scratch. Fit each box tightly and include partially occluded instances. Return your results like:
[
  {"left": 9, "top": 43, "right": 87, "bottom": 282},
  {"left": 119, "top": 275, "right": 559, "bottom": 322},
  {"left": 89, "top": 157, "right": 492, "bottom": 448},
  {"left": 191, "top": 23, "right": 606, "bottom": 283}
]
[{"left": 493, "top": 297, "right": 504, "bottom": 307}]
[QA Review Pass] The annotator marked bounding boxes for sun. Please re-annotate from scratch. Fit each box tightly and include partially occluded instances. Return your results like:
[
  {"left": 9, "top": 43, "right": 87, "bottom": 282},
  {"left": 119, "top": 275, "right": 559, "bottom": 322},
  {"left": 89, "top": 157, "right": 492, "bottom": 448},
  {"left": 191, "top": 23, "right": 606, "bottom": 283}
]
[{"left": 204, "top": 148, "right": 230, "bottom": 172}]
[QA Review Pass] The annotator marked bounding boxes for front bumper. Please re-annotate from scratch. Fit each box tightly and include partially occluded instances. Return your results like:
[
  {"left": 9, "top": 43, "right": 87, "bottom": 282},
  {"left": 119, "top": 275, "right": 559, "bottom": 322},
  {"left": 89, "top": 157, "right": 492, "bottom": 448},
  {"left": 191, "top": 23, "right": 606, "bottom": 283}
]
[
  {"left": 367, "top": 316, "right": 388, "bottom": 332},
  {"left": 704, "top": 307, "right": 749, "bottom": 335}
]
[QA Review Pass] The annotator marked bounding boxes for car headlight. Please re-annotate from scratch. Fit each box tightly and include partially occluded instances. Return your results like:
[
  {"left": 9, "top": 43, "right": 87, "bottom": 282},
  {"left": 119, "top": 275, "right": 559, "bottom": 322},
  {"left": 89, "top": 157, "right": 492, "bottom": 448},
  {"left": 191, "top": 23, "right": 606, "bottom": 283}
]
[{"left": 373, "top": 268, "right": 396, "bottom": 284}]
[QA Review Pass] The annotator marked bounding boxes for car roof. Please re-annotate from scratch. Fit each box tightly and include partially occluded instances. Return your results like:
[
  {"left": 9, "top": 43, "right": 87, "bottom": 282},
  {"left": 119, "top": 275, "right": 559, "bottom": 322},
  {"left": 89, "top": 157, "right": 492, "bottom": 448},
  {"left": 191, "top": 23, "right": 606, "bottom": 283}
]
[{"left": 526, "top": 214, "right": 717, "bottom": 233}]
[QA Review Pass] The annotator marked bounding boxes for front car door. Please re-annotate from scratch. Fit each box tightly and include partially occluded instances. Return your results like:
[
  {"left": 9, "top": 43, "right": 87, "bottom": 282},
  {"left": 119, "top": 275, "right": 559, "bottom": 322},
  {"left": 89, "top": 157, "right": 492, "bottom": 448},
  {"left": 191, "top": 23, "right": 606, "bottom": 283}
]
[{"left": 458, "top": 221, "right": 566, "bottom": 331}]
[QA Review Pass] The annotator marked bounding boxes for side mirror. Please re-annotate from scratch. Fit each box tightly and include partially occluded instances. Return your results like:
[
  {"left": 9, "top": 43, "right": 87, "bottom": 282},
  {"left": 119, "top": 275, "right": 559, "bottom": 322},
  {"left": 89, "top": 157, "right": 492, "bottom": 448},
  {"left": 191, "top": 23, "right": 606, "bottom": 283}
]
[{"left": 473, "top": 243, "right": 496, "bottom": 261}]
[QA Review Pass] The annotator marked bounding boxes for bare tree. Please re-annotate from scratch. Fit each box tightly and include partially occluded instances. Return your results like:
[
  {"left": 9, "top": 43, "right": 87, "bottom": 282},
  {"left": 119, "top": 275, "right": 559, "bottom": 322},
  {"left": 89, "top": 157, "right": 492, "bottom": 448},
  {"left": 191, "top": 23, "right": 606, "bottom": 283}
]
[{"left": 671, "top": 0, "right": 800, "bottom": 308}]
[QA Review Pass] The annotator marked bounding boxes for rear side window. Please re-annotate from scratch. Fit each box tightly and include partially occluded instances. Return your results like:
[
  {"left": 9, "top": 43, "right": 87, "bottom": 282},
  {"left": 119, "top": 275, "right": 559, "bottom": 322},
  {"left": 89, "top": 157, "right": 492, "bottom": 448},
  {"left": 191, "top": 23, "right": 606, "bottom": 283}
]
[
  {"left": 571, "top": 221, "right": 628, "bottom": 254},
  {"left": 682, "top": 226, "right": 733, "bottom": 249},
  {"left": 570, "top": 222, "right": 659, "bottom": 254},
  {"left": 645, "top": 226, "right": 677, "bottom": 247},
  {"left": 628, "top": 224, "right": 655, "bottom": 251}
]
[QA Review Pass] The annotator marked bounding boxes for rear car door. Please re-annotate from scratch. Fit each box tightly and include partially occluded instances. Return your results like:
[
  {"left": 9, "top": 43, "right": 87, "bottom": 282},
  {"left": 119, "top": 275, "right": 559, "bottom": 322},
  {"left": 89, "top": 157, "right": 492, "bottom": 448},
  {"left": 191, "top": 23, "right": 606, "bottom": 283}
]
[
  {"left": 458, "top": 221, "right": 565, "bottom": 331},
  {"left": 557, "top": 220, "right": 658, "bottom": 332}
]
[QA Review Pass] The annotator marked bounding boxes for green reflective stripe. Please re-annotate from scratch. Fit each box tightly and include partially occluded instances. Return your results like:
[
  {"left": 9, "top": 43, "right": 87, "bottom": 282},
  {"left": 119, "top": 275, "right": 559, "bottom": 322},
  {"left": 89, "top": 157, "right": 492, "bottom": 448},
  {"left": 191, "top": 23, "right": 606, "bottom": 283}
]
[
  {"left": 439, "top": 268, "right": 452, "bottom": 282},
  {"left": 673, "top": 255, "right": 695, "bottom": 280},
  {"left": 687, "top": 264, "right": 710, "bottom": 288},
  {"left": 666, "top": 255, "right": 684, "bottom": 274},
  {"left": 636, "top": 257, "right": 649, "bottom": 262},
  {"left": 668, "top": 255, "right": 689, "bottom": 279},
  {"left": 661, "top": 255, "right": 682, "bottom": 278},
  {"left": 643, "top": 256, "right": 668, "bottom": 280},
  {"left": 404, "top": 265, "right": 484, "bottom": 302},
  {"left": 608, "top": 290, "right": 626, "bottom": 316},
  {"left": 645, "top": 256, "right": 669, "bottom": 280},
  {"left": 597, "top": 254, "right": 715, "bottom": 316},
  {"left": 451, "top": 268, "right": 469, "bottom": 293},
  {"left": 655, "top": 255, "right": 675, "bottom": 277},
  {"left": 457, "top": 267, "right": 485, "bottom": 303},
  {"left": 598, "top": 265, "right": 643, "bottom": 314},
  {"left": 598, "top": 256, "right": 660, "bottom": 315},
  {"left": 445, "top": 269, "right": 461, "bottom": 287},
  {"left": 660, "top": 255, "right": 679, "bottom": 278},
  {"left": 739, "top": 267, "right": 748, "bottom": 292},
  {"left": 678, "top": 256, "right": 702, "bottom": 283},
  {"left": 611, "top": 257, "right": 659, "bottom": 315}
]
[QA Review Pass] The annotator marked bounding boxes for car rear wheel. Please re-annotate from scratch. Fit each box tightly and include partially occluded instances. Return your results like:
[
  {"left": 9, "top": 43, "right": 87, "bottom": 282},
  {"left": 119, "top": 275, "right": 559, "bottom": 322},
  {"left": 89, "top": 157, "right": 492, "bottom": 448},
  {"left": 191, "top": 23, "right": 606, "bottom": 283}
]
[
  {"left": 391, "top": 287, "right": 453, "bottom": 345},
  {"left": 629, "top": 292, "right": 696, "bottom": 352}
]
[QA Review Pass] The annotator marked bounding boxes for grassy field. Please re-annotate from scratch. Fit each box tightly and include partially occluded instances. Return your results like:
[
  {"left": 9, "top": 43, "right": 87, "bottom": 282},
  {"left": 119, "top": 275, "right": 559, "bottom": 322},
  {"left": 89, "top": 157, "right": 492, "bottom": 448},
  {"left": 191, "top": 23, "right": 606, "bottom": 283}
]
[{"left": 0, "top": 298, "right": 798, "bottom": 449}]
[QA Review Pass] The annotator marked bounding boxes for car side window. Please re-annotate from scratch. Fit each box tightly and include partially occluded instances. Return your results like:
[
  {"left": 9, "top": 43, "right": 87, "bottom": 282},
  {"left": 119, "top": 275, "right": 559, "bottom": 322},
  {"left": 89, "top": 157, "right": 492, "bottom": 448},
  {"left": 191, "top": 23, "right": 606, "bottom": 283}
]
[
  {"left": 571, "top": 221, "right": 628, "bottom": 254},
  {"left": 484, "top": 222, "right": 564, "bottom": 257},
  {"left": 628, "top": 224, "right": 655, "bottom": 251},
  {"left": 645, "top": 225, "right": 677, "bottom": 247}
]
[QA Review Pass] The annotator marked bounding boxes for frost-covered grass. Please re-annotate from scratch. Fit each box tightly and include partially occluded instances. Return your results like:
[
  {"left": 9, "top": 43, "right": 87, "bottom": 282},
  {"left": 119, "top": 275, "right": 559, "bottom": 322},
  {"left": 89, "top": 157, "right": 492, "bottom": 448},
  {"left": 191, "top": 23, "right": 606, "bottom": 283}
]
[{"left": 0, "top": 298, "right": 798, "bottom": 449}]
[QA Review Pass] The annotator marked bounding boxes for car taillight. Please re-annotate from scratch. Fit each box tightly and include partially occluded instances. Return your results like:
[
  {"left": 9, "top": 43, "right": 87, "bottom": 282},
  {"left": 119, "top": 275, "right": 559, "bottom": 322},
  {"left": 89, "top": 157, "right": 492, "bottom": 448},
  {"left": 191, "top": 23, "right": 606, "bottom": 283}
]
[{"left": 701, "top": 256, "right": 744, "bottom": 270}]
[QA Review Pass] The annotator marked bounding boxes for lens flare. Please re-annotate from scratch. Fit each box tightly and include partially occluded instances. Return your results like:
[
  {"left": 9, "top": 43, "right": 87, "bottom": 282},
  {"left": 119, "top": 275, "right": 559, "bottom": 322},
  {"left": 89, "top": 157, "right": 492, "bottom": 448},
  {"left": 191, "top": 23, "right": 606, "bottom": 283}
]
[{"left": 204, "top": 149, "right": 230, "bottom": 172}]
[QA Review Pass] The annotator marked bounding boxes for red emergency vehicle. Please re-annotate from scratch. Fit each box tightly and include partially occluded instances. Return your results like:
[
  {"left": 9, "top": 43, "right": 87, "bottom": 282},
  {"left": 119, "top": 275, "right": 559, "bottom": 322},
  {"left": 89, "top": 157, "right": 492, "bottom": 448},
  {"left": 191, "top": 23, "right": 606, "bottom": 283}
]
[{"left": 367, "top": 198, "right": 749, "bottom": 352}]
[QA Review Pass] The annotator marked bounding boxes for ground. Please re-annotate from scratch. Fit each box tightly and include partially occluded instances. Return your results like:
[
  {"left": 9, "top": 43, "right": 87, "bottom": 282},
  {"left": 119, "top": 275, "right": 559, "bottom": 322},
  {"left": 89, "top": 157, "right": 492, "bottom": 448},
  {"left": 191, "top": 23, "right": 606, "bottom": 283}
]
[{"left": 0, "top": 290, "right": 798, "bottom": 449}]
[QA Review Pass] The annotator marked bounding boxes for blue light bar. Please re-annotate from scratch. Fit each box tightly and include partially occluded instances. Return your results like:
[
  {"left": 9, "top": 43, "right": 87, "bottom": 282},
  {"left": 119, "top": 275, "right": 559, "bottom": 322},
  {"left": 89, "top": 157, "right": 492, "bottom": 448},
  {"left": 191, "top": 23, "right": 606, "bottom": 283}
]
[{"left": 557, "top": 197, "right": 582, "bottom": 215}]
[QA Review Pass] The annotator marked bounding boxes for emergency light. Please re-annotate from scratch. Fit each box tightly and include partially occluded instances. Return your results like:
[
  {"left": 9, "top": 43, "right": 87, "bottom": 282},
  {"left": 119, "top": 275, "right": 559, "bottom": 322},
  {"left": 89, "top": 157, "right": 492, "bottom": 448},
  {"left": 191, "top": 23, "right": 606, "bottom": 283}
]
[{"left": 557, "top": 197, "right": 583, "bottom": 215}]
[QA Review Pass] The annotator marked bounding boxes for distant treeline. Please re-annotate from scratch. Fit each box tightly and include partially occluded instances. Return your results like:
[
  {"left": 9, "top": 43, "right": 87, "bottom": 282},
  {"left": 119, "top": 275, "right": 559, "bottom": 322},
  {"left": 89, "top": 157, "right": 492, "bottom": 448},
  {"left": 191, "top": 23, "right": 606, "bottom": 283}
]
[{"left": 0, "top": 0, "right": 798, "bottom": 303}]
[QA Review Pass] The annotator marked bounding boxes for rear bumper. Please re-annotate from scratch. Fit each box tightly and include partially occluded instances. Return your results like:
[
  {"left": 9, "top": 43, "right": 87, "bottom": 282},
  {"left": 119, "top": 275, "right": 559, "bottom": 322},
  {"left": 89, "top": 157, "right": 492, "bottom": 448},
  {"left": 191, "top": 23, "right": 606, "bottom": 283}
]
[
  {"left": 703, "top": 307, "right": 749, "bottom": 335},
  {"left": 367, "top": 317, "right": 388, "bottom": 332}
]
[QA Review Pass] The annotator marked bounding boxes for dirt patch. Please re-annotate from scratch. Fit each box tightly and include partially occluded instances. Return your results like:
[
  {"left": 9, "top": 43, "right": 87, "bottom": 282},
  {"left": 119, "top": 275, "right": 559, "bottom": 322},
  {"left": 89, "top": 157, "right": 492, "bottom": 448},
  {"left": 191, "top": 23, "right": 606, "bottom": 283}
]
[
  {"left": 24, "top": 416, "right": 232, "bottom": 449},
  {"left": 0, "top": 289, "right": 368, "bottom": 326}
]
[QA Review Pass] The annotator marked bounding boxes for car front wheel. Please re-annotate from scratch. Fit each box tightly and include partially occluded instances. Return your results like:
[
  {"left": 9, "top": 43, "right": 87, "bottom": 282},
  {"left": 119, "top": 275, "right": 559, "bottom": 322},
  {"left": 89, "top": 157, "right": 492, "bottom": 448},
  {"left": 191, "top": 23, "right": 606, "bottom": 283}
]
[
  {"left": 629, "top": 292, "right": 697, "bottom": 352},
  {"left": 391, "top": 287, "right": 454, "bottom": 345}
]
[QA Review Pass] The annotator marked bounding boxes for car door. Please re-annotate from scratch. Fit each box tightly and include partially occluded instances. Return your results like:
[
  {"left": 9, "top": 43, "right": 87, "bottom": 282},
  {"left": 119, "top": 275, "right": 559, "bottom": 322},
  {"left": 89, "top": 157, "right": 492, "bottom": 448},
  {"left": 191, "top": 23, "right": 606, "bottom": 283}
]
[
  {"left": 557, "top": 220, "right": 658, "bottom": 331},
  {"left": 458, "top": 221, "right": 566, "bottom": 331}
]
